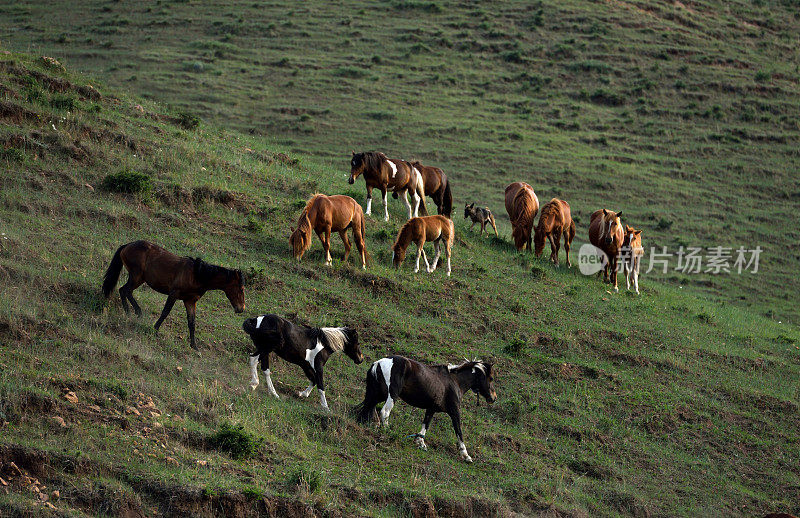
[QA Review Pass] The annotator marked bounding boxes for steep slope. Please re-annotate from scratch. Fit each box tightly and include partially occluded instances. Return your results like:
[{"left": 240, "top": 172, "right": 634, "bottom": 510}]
[
  {"left": 0, "top": 52, "right": 799, "bottom": 517},
  {"left": 2, "top": 0, "right": 800, "bottom": 321}
]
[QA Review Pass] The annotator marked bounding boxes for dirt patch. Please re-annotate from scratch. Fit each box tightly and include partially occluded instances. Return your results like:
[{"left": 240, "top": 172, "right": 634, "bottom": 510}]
[{"left": 0, "top": 100, "right": 39, "bottom": 124}]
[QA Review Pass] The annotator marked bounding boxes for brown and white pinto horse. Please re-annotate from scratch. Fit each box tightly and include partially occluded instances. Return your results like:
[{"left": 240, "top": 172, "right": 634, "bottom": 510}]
[
  {"left": 410, "top": 161, "right": 453, "bottom": 218},
  {"left": 102, "top": 240, "right": 245, "bottom": 349},
  {"left": 348, "top": 151, "right": 426, "bottom": 221},
  {"left": 290, "top": 194, "right": 367, "bottom": 269},
  {"left": 534, "top": 198, "right": 576, "bottom": 267},
  {"left": 243, "top": 314, "right": 363, "bottom": 411},
  {"left": 622, "top": 225, "right": 643, "bottom": 295},
  {"left": 588, "top": 209, "right": 625, "bottom": 291},
  {"left": 504, "top": 182, "right": 539, "bottom": 251},
  {"left": 391, "top": 215, "right": 454, "bottom": 276},
  {"left": 356, "top": 356, "right": 496, "bottom": 463}
]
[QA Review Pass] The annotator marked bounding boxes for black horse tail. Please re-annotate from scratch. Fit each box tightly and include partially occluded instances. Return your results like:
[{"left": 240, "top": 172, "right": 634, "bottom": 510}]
[
  {"left": 442, "top": 177, "right": 453, "bottom": 218},
  {"left": 354, "top": 366, "right": 382, "bottom": 424},
  {"left": 102, "top": 244, "right": 126, "bottom": 298}
]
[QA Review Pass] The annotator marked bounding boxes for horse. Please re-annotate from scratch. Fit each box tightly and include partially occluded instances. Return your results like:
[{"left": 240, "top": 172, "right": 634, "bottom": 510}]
[
  {"left": 464, "top": 203, "right": 499, "bottom": 237},
  {"left": 534, "top": 198, "right": 576, "bottom": 267},
  {"left": 289, "top": 194, "right": 367, "bottom": 269},
  {"left": 622, "top": 225, "right": 643, "bottom": 295},
  {"left": 588, "top": 209, "right": 625, "bottom": 291},
  {"left": 504, "top": 182, "right": 539, "bottom": 251},
  {"left": 348, "top": 151, "right": 426, "bottom": 221},
  {"left": 102, "top": 240, "right": 245, "bottom": 349},
  {"left": 243, "top": 314, "right": 363, "bottom": 411},
  {"left": 391, "top": 215, "right": 454, "bottom": 276},
  {"left": 356, "top": 356, "right": 496, "bottom": 463},
  {"left": 410, "top": 161, "right": 453, "bottom": 217}
]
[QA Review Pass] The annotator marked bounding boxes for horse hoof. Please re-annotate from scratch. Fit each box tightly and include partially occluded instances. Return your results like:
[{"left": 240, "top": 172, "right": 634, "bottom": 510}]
[
  {"left": 460, "top": 454, "right": 473, "bottom": 463},
  {"left": 249, "top": 383, "right": 258, "bottom": 391}
]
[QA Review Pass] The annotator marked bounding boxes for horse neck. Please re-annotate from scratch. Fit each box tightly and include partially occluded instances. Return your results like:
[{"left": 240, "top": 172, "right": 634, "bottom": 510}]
[
  {"left": 450, "top": 369, "right": 475, "bottom": 396},
  {"left": 393, "top": 224, "right": 413, "bottom": 250}
]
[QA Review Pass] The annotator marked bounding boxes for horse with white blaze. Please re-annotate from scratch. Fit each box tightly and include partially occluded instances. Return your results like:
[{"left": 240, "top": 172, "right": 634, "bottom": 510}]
[
  {"left": 356, "top": 355, "right": 496, "bottom": 463},
  {"left": 243, "top": 314, "right": 363, "bottom": 411}
]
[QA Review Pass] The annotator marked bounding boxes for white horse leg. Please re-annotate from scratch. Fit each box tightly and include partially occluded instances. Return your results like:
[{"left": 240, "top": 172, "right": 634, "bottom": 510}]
[
  {"left": 446, "top": 244, "right": 451, "bottom": 277},
  {"left": 403, "top": 191, "right": 413, "bottom": 220},
  {"left": 264, "top": 368, "right": 279, "bottom": 398},
  {"left": 383, "top": 191, "right": 389, "bottom": 222},
  {"left": 379, "top": 395, "right": 394, "bottom": 427},
  {"left": 248, "top": 354, "right": 260, "bottom": 390},
  {"left": 415, "top": 246, "right": 423, "bottom": 273},
  {"left": 634, "top": 257, "right": 641, "bottom": 295},
  {"left": 430, "top": 241, "right": 441, "bottom": 272},
  {"left": 458, "top": 440, "right": 473, "bottom": 463},
  {"left": 412, "top": 191, "right": 420, "bottom": 218},
  {"left": 415, "top": 423, "right": 428, "bottom": 451},
  {"left": 299, "top": 383, "right": 315, "bottom": 398},
  {"left": 365, "top": 196, "right": 372, "bottom": 216},
  {"left": 318, "top": 389, "right": 329, "bottom": 412},
  {"left": 421, "top": 248, "right": 431, "bottom": 272}
]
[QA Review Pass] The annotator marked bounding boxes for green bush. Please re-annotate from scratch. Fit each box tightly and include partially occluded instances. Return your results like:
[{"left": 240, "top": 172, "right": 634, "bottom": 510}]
[
  {"left": 50, "top": 94, "right": 77, "bottom": 110},
  {"left": 287, "top": 466, "right": 325, "bottom": 492},
  {"left": 176, "top": 111, "right": 200, "bottom": 130},
  {"left": 208, "top": 422, "right": 263, "bottom": 460},
  {"left": 100, "top": 171, "right": 153, "bottom": 195}
]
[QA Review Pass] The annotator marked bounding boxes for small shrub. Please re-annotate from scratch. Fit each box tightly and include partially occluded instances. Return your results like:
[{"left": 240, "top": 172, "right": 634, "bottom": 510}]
[
  {"left": 241, "top": 486, "right": 263, "bottom": 500},
  {"left": 0, "top": 148, "right": 27, "bottom": 163},
  {"left": 100, "top": 171, "right": 153, "bottom": 195},
  {"left": 531, "top": 266, "right": 546, "bottom": 279},
  {"left": 373, "top": 228, "right": 394, "bottom": 241},
  {"left": 50, "top": 94, "right": 77, "bottom": 111},
  {"left": 208, "top": 422, "right": 263, "bottom": 460},
  {"left": 754, "top": 70, "right": 771, "bottom": 82},
  {"left": 287, "top": 466, "right": 324, "bottom": 493},
  {"left": 503, "top": 336, "right": 526, "bottom": 357},
  {"left": 655, "top": 218, "right": 673, "bottom": 230},
  {"left": 246, "top": 215, "right": 264, "bottom": 233},
  {"left": 176, "top": 111, "right": 200, "bottom": 130}
]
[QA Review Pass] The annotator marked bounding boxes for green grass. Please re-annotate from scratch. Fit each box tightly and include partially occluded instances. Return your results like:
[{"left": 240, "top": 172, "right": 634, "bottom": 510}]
[
  {"left": 2, "top": 0, "right": 798, "bottom": 322},
  {"left": 0, "top": 10, "right": 798, "bottom": 518}
]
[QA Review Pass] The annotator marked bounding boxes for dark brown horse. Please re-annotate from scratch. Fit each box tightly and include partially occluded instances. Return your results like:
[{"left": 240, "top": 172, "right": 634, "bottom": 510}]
[
  {"left": 348, "top": 151, "right": 426, "bottom": 221},
  {"left": 588, "top": 209, "right": 624, "bottom": 291},
  {"left": 534, "top": 198, "right": 575, "bottom": 267},
  {"left": 102, "top": 240, "right": 245, "bottom": 348},
  {"left": 504, "top": 182, "right": 539, "bottom": 251},
  {"left": 356, "top": 356, "right": 496, "bottom": 463},
  {"left": 410, "top": 161, "right": 453, "bottom": 217},
  {"left": 289, "top": 193, "right": 367, "bottom": 269}
]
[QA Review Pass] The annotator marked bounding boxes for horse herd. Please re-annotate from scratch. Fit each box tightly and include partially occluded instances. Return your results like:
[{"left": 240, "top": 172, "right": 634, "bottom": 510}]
[{"left": 99, "top": 150, "right": 642, "bottom": 462}]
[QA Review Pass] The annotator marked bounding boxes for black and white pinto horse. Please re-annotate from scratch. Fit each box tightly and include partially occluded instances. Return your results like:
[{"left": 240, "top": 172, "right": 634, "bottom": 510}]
[
  {"left": 243, "top": 314, "right": 363, "bottom": 411},
  {"left": 356, "top": 355, "right": 496, "bottom": 463}
]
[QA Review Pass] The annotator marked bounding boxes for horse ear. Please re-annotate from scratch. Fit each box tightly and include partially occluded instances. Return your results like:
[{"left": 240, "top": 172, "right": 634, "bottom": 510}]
[
  {"left": 603, "top": 209, "right": 608, "bottom": 216},
  {"left": 635, "top": 230, "right": 642, "bottom": 235},
  {"left": 625, "top": 224, "right": 633, "bottom": 232},
  {"left": 617, "top": 211, "right": 623, "bottom": 219},
  {"left": 290, "top": 226, "right": 295, "bottom": 232},
  {"left": 351, "top": 150, "right": 355, "bottom": 155}
]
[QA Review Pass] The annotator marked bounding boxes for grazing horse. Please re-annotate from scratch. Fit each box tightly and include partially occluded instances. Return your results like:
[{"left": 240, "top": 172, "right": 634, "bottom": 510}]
[
  {"left": 102, "top": 240, "right": 245, "bottom": 349},
  {"left": 391, "top": 215, "right": 454, "bottom": 276},
  {"left": 622, "top": 225, "right": 643, "bottom": 295},
  {"left": 356, "top": 356, "right": 496, "bottom": 463},
  {"left": 348, "top": 151, "right": 426, "bottom": 221},
  {"left": 534, "top": 198, "right": 576, "bottom": 267},
  {"left": 410, "top": 161, "right": 453, "bottom": 218},
  {"left": 504, "top": 182, "right": 539, "bottom": 251},
  {"left": 588, "top": 209, "right": 625, "bottom": 291},
  {"left": 290, "top": 194, "right": 367, "bottom": 269},
  {"left": 243, "top": 314, "right": 363, "bottom": 411}
]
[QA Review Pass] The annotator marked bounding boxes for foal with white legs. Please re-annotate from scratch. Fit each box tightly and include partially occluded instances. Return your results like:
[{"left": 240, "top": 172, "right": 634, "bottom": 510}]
[
  {"left": 242, "top": 315, "right": 363, "bottom": 411},
  {"left": 356, "top": 356, "right": 496, "bottom": 463},
  {"left": 622, "top": 225, "right": 644, "bottom": 295},
  {"left": 391, "top": 215, "right": 454, "bottom": 276}
]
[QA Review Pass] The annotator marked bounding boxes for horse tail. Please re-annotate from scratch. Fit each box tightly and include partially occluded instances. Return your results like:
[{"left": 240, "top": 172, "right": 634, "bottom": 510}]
[
  {"left": 354, "top": 365, "right": 382, "bottom": 424},
  {"left": 415, "top": 168, "right": 428, "bottom": 216},
  {"left": 101, "top": 244, "right": 127, "bottom": 298},
  {"left": 488, "top": 211, "right": 499, "bottom": 236},
  {"left": 441, "top": 177, "right": 453, "bottom": 218},
  {"left": 355, "top": 204, "right": 370, "bottom": 266}
]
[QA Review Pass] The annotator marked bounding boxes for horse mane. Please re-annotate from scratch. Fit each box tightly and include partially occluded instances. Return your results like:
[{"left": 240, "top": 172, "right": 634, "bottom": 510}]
[
  {"left": 512, "top": 188, "right": 536, "bottom": 227},
  {"left": 302, "top": 193, "right": 325, "bottom": 214},
  {"left": 320, "top": 327, "right": 348, "bottom": 352},
  {"left": 191, "top": 258, "right": 241, "bottom": 286},
  {"left": 536, "top": 199, "right": 560, "bottom": 230},
  {"left": 392, "top": 219, "right": 414, "bottom": 251},
  {"left": 359, "top": 151, "right": 387, "bottom": 174},
  {"left": 446, "top": 359, "right": 486, "bottom": 374}
]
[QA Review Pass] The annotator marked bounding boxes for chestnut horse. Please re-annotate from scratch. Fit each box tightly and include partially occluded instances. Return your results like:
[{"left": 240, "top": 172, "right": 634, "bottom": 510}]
[
  {"left": 290, "top": 194, "right": 367, "bottom": 269},
  {"left": 504, "top": 182, "right": 539, "bottom": 251},
  {"left": 622, "top": 225, "right": 643, "bottom": 295},
  {"left": 588, "top": 209, "right": 625, "bottom": 291},
  {"left": 391, "top": 215, "right": 454, "bottom": 276},
  {"left": 348, "top": 151, "right": 426, "bottom": 221},
  {"left": 101, "top": 240, "right": 245, "bottom": 349},
  {"left": 534, "top": 198, "right": 575, "bottom": 267},
  {"left": 410, "top": 161, "right": 453, "bottom": 218}
]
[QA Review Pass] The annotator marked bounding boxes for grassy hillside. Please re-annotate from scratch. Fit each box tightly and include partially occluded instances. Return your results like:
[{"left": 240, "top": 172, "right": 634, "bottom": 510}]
[
  {"left": 2, "top": 0, "right": 800, "bottom": 322},
  {"left": 1, "top": 52, "right": 799, "bottom": 517}
]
